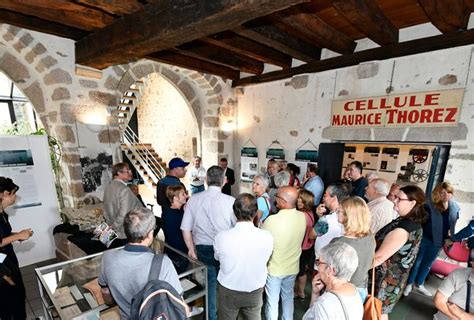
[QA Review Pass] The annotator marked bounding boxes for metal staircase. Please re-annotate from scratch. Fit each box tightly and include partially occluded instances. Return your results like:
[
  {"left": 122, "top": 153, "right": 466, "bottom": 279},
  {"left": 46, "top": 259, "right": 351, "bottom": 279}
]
[
  {"left": 122, "top": 127, "right": 167, "bottom": 192},
  {"left": 115, "top": 77, "right": 167, "bottom": 192}
]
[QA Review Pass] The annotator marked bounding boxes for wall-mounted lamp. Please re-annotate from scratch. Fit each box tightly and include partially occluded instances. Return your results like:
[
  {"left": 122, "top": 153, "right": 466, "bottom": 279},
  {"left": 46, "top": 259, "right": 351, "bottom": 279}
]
[{"left": 222, "top": 120, "right": 234, "bottom": 137}]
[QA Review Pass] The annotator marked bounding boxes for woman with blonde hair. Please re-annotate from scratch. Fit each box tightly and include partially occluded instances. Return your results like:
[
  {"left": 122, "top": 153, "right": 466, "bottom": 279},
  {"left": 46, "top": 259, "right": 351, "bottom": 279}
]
[
  {"left": 331, "top": 196, "right": 375, "bottom": 302},
  {"left": 404, "top": 181, "right": 460, "bottom": 297}
]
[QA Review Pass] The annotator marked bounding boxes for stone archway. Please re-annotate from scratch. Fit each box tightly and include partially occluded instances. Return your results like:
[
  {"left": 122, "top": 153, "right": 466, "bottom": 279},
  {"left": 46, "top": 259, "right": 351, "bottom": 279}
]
[
  {"left": 0, "top": 24, "right": 84, "bottom": 207},
  {"left": 114, "top": 60, "right": 228, "bottom": 165}
]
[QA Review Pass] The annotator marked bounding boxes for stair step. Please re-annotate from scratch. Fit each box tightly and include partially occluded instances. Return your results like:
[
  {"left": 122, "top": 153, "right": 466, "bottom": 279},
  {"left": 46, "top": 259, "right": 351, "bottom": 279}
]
[
  {"left": 116, "top": 106, "right": 131, "bottom": 112},
  {"left": 112, "top": 110, "right": 130, "bottom": 116},
  {"left": 126, "top": 88, "right": 140, "bottom": 94},
  {"left": 121, "top": 95, "right": 137, "bottom": 101},
  {"left": 118, "top": 101, "right": 133, "bottom": 107}
]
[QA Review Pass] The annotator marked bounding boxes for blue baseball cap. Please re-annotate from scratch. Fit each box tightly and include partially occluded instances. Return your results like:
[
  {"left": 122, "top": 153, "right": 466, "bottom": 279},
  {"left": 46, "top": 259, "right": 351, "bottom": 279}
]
[{"left": 168, "top": 157, "right": 190, "bottom": 170}]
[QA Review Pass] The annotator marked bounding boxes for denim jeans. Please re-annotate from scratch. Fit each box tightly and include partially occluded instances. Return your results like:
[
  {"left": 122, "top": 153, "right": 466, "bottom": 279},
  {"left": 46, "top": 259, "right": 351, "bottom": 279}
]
[
  {"left": 196, "top": 245, "right": 219, "bottom": 320},
  {"left": 407, "top": 237, "right": 441, "bottom": 286},
  {"left": 265, "top": 274, "right": 297, "bottom": 320},
  {"left": 190, "top": 184, "right": 205, "bottom": 195}
]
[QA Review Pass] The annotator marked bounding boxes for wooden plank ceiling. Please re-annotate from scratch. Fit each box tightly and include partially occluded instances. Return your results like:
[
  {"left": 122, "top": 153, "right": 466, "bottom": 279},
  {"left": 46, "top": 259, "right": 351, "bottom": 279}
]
[{"left": 0, "top": 0, "right": 472, "bottom": 87}]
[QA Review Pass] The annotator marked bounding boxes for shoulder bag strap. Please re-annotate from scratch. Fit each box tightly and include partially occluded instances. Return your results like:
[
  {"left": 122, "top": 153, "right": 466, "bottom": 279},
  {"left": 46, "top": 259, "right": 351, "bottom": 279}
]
[
  {"left": 370, "top": 255, "right": 377, "bottom": 316},
  {"left": 148, "top": 254, "right": 164, "bottom": 282},
  {"left": 331, "top": 291, "right": 349, "bottom": 320},
  {"left": 466, "top": 279, "right": 471, "bottom": 313}
]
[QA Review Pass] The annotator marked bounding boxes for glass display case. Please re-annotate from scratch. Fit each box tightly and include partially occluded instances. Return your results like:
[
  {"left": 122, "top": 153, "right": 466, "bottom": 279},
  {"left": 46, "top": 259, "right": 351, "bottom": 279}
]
[{"left": 35, "top": 240, "right": 207, "bottom": 319}]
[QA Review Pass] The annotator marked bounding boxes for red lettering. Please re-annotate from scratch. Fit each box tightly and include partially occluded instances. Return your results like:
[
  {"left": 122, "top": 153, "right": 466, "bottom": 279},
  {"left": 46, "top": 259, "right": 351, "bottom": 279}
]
[
  {"left": 356, "top": 100, "right": 366, "bottom": 111},
  {"left": 433, "top": 108, "right": 443, "bottom": 123},
  {"left": 445, "top": 107, "right": 458, "bottom": 122},
  {"left": 386, "top": 109, "right": 397, "bottom": 124},
  {"left": 424, "top": 93, "right": 440, "bottom": 106},
  {"left": 341, "top": 116, "right": 348, "bottom": 126},
  {"left": 355, "top": 114, "right": 363, "bottom": 125},
  {"left": 332, "top": 115, "right": 341, "bottom": 126},
  {"left": 408, "top": 110, "right": 420, "bottom": 123},
  {"left": 379, "top": 98, "right": 391, "bottom": 109},
  {"left": 394, "top": 96, "right": 407, "bottom": 108},
  {"left": 343, "top": 101, "right": 354, "bottom": 111},
  {"left": 397, "top": 110, "right": 408, "bottom": 123},
  {"left": 375, "top": 113, "right": 382, "bottom": 124},
  {"left": 420, "top": 109, "right": 433, "bottom": 123},
  {"left": 367, "top": 113, "right": 375, "bottom": 124},
  {"left": 367, "top": 100, "right": 376, "bottom": 110},
  {"left": 409, "top": 95, "right": 422, "bottom": 107}
]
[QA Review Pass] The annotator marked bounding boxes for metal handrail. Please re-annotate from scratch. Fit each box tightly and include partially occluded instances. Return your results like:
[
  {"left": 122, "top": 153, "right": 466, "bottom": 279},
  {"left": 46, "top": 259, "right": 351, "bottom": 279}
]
[{"left": 122, "top": 126, "right": 166, "bottom": 184}]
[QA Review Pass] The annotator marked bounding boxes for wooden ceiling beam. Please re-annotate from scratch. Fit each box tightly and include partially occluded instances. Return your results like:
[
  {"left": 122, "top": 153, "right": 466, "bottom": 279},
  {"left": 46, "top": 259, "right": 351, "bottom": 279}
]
[
  {"left": 271, "top": 9, "right": 356, "bottom": 54},
  {"left": 146, "top": 50, "right": 240, "bottom": 80},
  {"left": 331, "top": 0, "right": 398, "bottom": 45},
  {"left": 0, "top": 0, "right": 114, "bottom": 31},
  {"left": 418, "top": 0, "right": 470, "bottom": 33},
  {"left": 234, "top": 24, "right": 321, "bottom": 62},
  {"left": 177, "top": 41, "right": 264, "bottom": 74},
  {"left": 74, "top": 0, "right": 144, "bottom": 16},
  {"left": 0, "top": 9, "right": 88, "bottom": 40},
  {"left": 75, "top": 0, "right": 310, "bottom": 69},
  {"left": 233, "top": 28, "right": 474, "bottom": 87},
  {"left": 202, "top": 31, "right": 292, "bottom": 68}
]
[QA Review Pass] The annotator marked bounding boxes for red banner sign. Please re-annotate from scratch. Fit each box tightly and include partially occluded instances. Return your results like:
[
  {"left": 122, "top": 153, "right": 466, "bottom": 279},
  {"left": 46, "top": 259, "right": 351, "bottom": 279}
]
[{"left": 331, "top": 89, "right": 464, "bottom": 128}]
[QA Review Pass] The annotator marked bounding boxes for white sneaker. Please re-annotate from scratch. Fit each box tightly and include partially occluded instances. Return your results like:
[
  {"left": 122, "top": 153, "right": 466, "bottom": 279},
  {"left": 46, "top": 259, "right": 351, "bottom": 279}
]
[
  {"left": 416, "top": 285, "right": 432, "bottom": 296},
  {"left": 189, "top": 307, "right": 204, "bottom": 317},
  {"left": 403, "top": 284, "right": 412, "bottom": 296}
]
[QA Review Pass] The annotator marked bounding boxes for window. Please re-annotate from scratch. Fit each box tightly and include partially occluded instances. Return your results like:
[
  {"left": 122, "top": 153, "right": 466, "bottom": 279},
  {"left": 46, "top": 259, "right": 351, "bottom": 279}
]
[{"left": 0, "top": 72, "right": 40, "bottom": 134}]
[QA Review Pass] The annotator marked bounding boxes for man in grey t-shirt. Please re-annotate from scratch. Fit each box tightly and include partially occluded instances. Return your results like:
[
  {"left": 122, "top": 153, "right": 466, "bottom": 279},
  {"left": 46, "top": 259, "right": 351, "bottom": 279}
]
[
  {"left": 99, "top": 208, "right": 184, "bottom": 319},
  {"left": 434, "top": 264, "right": 473, "bottom": 320}
]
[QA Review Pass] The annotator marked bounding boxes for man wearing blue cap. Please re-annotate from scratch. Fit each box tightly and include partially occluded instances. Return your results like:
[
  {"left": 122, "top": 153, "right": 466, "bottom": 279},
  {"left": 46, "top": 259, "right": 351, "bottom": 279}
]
[{"left": 156, "top": 157, "right": 189, "bottom": 213}]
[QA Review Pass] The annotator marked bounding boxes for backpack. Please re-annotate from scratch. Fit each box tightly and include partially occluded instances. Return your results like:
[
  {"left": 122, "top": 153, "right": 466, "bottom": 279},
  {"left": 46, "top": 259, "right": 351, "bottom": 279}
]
[{"left": 130, "top": 254, "right": 188, "bottom": 320}]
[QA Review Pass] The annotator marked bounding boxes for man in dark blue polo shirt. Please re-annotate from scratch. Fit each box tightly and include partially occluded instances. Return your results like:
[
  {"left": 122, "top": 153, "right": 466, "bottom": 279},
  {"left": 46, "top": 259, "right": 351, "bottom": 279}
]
[{"left": 156, "top": 157, "right": 189, "bottom": 212}]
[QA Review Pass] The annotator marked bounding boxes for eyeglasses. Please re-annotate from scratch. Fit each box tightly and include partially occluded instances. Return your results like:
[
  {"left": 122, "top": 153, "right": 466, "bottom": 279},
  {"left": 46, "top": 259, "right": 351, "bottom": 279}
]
[
  {"left": 315, "top": 260, "right": 328, "bottom": 267},
  {"left": 120, "top": 169, "right": 132, "bottom": 173},
  {"left": 394, "top": 195, "right": 410, "bottom": 202},
  {"left": 275, "top": 195, "right": 287, "bottom": 202}
]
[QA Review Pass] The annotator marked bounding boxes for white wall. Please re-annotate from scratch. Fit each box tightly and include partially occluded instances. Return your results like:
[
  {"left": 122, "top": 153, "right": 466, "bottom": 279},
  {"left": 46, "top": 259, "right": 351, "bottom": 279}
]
[{"left": 235, "top": 44, "right": 474, "bottom": 228}]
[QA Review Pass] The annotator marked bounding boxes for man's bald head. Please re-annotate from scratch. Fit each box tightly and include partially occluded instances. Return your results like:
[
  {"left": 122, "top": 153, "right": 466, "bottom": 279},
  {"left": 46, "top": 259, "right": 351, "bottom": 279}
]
[{"left": 276, "top": 186, "right": 298, "bottom": 209}]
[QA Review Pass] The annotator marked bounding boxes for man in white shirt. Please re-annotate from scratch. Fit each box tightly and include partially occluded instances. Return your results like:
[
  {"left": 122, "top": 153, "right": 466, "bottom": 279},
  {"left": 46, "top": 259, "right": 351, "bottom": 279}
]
[
  {"left": 314, "top": 182, "right": 350, "bottom": 260},
  {"left": 365, "top": 178, "right": 397, "bottom": 234},
  {"left": 181, "top": 166, "right": 236, "bottom": 320},
  {"left": 189, "top": 156, "right": 206, "bottom": 195},
  {"left": 214, "top": 193, "right": 273, "bottom": 319}
]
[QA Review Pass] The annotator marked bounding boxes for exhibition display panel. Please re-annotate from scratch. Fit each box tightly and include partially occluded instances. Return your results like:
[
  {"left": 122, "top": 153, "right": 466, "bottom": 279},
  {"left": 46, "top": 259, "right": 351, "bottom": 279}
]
[{"left": 35, "top": 240, "right": 208, "bottom": 319}]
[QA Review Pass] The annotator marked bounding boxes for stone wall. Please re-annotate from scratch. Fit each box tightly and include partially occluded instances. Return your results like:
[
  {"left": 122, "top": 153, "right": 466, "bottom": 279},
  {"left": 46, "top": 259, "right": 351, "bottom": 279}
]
[
  {"left": 0, "top": 25, "right": 122, "bottom": 207},
  {"left": 0, "top": 23, "right": 236, "bottom": 207},
  {"left": 137, "top": 73, "right": 198, "bottom": 162},
  {"left": 235, "top": 44, "right": 474, "bottom": 228}
]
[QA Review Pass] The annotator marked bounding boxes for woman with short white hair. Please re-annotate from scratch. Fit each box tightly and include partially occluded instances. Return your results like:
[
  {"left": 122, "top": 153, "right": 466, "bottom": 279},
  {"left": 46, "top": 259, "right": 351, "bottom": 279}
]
[
  {"left": 303, "top": 242, "right": 363, "bottom": 320},
  {"left": 252, "top": 175, "right": 272, "bottom": 224}
]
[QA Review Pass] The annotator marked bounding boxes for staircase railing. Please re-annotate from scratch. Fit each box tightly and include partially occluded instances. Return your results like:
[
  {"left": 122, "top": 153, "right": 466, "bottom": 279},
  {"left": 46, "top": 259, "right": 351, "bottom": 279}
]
[{"left": 122, "top": 126, "right": 166, "bottom": 187}]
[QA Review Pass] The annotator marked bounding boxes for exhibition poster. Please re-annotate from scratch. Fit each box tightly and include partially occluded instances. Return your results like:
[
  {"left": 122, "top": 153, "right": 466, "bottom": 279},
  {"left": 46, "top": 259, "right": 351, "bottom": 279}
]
[
  {"left": 294, "top": 149, "right": 319, "bottom": 182},
  {"left": 0, "top": 149, "right": 41, "bottom": 208},
  {"left": 241, "top": 147, "right": 258, "bottom": 182}
]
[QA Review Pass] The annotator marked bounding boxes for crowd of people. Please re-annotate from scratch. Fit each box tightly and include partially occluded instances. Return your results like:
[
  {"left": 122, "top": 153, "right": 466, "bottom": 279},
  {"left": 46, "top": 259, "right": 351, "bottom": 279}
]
[{"left": 0, "top": 155, "right": 473, "bottom": 320}]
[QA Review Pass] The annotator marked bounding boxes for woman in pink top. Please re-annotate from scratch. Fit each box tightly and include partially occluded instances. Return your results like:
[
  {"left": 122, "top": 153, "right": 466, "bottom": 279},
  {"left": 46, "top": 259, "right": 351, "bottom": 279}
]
[{"left": 295, "top": 189, "right": 317, "bottom": 299}]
